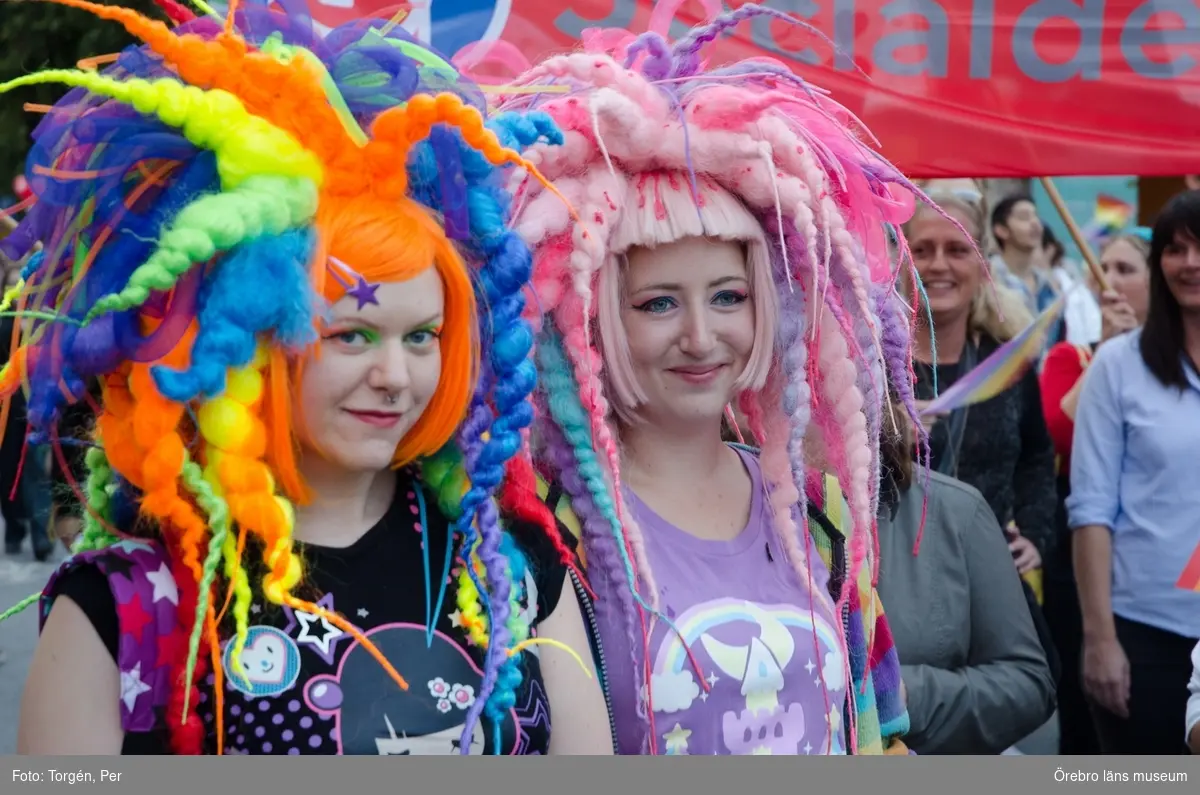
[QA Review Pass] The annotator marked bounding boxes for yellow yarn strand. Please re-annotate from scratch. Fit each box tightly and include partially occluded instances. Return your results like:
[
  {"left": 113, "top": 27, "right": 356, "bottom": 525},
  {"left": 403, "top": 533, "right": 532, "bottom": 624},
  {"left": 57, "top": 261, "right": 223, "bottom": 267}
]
[
  {"left": 0, "top": 280, "right": 25, "bottom": 313},
  {"left": 508, "top": 637, "right": 594, "bottom": 679}
]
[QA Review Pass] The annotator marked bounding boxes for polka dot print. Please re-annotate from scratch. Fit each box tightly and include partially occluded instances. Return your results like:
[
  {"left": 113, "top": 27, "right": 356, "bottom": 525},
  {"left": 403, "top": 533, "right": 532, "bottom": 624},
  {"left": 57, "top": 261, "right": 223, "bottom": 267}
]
[{"left": 169, "top": 471, "right": 558, "bottom": 756}]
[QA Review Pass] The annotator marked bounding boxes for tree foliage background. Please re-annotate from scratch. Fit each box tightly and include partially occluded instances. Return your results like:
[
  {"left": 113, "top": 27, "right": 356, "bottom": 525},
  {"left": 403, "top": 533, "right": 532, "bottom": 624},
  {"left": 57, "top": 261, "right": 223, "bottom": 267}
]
[{"left": 0, "top": 0, "right": 167, "bottom": 207}]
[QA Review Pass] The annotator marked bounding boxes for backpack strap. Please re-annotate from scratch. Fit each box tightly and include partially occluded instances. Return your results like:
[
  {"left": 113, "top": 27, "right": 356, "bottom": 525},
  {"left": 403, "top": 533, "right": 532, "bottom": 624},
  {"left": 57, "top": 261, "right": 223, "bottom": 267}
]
[{"left": 40, "top": 540, "right": 180, "bottom": 734}]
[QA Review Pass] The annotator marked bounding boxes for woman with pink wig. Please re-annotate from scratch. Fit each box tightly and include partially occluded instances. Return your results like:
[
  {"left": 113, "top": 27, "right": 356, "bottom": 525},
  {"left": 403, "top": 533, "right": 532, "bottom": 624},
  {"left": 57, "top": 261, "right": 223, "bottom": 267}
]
[{"left": 494, "top": 6, "right": 931, "bottom": 756}]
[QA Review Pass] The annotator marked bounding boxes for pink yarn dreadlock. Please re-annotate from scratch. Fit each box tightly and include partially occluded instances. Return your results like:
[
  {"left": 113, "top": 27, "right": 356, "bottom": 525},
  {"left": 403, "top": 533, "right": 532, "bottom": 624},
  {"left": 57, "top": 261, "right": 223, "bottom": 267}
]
[{"left": 497, "top": 4, "right": 934, "bottom": 752}]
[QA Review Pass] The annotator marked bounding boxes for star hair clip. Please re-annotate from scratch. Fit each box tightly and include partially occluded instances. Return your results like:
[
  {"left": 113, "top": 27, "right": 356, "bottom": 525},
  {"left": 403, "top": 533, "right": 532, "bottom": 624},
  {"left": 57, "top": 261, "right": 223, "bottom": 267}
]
[{"left": 327, "top": 256, "right": 381, "bottom": 310}]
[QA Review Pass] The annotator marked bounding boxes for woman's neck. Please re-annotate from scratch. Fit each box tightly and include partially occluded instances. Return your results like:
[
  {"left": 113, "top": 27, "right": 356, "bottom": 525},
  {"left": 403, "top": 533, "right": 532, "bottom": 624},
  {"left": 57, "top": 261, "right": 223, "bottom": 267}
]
[
  {"left": 1000, "top": 246, "right": 1037, "bottom": 279},
  {"left": 618, "top": 415, "right": 736, "bottom": 493},
  {"left": 292, "top": 459, "right": 397, "bottom": 548},
  {"left": 915, "top": 312, "right": 969, "bottom": 365}
]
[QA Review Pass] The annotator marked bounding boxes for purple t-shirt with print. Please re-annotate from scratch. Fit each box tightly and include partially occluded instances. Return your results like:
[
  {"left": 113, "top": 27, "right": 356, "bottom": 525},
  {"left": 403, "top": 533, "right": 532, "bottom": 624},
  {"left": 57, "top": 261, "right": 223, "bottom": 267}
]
[{"left": 591, "top": 447, "right": 850, "bottom": 756}]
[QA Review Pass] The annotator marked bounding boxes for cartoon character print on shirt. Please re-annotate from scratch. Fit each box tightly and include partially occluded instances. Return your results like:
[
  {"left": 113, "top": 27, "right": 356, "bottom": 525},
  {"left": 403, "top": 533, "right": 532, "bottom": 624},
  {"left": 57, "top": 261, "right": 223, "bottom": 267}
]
[
  {"left": 303, "top": 623, "right": 520, "bottom": 755},
  {"left": 648, "top": 598, "right": 849, "bottom": 756},
  {"left": 222, "top": 626, "right": 303, "bottom": 697}
]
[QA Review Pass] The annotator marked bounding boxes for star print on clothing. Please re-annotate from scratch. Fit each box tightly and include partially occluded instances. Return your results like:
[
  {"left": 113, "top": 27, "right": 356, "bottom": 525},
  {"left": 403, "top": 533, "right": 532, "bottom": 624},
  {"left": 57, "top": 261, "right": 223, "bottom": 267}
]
[
  {"left": 122, "top": 594, "right": 152, "bottom": 643},
  {"left": 145, "top": 563, "right": 180, "bottom": 606},
  {"left": 121, "top": 661, "right": 153, "bottom": 713},
  {"left": 449, "top": 609, "right": 463, "bottom": 628},
  {"left": 110, "top": 539, "right": 156, "bottom": 556},
  {"left": 357, "top": 608, "right": 369, "bottom": 618},
  {"left": 100, "top": 552, "right": 137, "bottom": 584},
  {"left": 282, "top": 592, "right": 348, "bottom": 665},
  {"left": 664, "top": 723, "right": 692, "bottom": 755}
]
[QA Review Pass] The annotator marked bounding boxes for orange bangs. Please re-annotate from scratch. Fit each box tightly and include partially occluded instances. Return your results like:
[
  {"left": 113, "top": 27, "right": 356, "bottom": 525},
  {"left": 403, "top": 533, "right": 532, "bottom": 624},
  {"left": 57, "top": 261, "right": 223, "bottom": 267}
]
[{"left": 301, "top": 193, "right": 479, "bottom": 469}]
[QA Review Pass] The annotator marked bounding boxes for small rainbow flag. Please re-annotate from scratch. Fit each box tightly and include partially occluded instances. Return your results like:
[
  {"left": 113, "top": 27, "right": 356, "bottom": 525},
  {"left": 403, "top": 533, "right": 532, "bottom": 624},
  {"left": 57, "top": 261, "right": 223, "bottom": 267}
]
[
  {"left": 920, "top": 293, "right": 1067, "bottom": 416},
  {"left": 1083, "top": 194, "right": 1136, "bottom": 246},
  {"left": 1094, "top": 194, "right": 1134, "bottom": 228},
  {"left": 1176, "top": 544, "right": 1200, "bottom": 592}
]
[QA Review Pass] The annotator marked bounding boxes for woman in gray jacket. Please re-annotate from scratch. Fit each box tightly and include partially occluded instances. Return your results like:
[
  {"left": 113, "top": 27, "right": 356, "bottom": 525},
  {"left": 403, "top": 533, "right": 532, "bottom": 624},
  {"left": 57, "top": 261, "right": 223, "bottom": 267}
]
[{"left": 877, "top": 401, "right": 1056, "bottom": 754}]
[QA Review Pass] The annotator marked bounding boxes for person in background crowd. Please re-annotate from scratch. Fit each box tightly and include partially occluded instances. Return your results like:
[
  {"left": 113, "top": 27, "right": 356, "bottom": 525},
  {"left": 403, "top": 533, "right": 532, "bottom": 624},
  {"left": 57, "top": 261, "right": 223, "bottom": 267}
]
[
  {"left": 1038, "top": 232, "right": 1150, "bottom": 755},
  {"left": 1043, "top": 226, "right": 1102, "bottom": 346},
  {"left": 1069, "top": 189, "right": 1200, "bottom": 755},
  {"left": 876, "top": 395, "right": 1056, "bottom": 754},
  {"left": 0, "top": 263, "right": 52, "bottom": 561},
  {"left": 990, "top": 195, "right": 1056, "bottom": 311},
  {"left": 48, "top": 378, "right": 101, "bottom": 553},
  {"left": 906, "top": 187, "right": 1058, "bottom": 574},
  {"left": 1188, "top": 641, "right": 1200, "bottom": 753}
]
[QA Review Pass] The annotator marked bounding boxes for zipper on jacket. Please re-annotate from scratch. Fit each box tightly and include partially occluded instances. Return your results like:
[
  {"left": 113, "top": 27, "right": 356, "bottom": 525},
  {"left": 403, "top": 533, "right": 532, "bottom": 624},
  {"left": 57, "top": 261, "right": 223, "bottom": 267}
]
[
  {"left": 808, "top": 503, "right": 856, "bottom": 755},
  {"left": 569, "top": 567, "right": 618, "bottom": 754}
]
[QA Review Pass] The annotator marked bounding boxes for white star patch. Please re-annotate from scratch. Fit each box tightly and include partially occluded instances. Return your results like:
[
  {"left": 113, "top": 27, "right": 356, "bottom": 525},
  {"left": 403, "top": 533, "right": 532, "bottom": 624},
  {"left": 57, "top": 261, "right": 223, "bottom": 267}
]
[
  {"left": 145, "top": 563, "right": 179, "bottom": 606},
  {"left": 120, "top": 662, "right": 152, "bottom": 713},
  {"left": 295, "top": 609, "right": 345, "bottom": 656},
  {"left": 357, "top": 608, "right": 369, "bottom": 618}
]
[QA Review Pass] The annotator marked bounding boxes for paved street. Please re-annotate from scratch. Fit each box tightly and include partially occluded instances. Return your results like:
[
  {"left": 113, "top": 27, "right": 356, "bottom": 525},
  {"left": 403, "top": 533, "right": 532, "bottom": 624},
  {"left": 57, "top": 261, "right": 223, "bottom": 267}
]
[{"left": 0, "top": 545, "right": 65, "bottom": 754}]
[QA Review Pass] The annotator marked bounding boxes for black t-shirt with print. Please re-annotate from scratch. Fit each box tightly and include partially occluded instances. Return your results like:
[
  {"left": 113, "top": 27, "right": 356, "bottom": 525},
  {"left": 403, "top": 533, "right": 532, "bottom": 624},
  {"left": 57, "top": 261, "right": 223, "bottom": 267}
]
[{"left": 52, "top": 467, "right": 573, "bottom": 755}]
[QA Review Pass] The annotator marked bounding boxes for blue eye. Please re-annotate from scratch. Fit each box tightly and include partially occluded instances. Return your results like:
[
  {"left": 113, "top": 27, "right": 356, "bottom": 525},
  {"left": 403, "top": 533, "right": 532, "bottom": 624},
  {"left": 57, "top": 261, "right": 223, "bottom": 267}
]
[
  {"left": 406, "top": 330, "right": 436, "bottom": 346},
  {"left": 405, "top": 325, "right": 442, "bottom": 347},
  {"left": 634, "top": 296, "right": 676, "bottom": 314},
  {"left": 329, "top": 330, "right": 366, "bottom": 345},
  {"left": 713, "top": 290, "right": 748, "bottom": 307}
]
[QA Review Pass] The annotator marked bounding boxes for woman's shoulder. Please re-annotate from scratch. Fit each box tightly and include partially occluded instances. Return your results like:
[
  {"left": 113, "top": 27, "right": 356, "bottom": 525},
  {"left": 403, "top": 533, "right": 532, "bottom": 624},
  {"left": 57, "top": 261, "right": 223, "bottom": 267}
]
[
  {"left": 40, "top": 540, "right": 181, "bottom": 733},
  {"left": 1089, "top": 328, "right": 1142, "bottom": 367},
  {"left": 42, "top": 540, "right": 178, "bottom": 634},
  {"left": 905, "top": 471, "right": 994, "bottom": 532}
]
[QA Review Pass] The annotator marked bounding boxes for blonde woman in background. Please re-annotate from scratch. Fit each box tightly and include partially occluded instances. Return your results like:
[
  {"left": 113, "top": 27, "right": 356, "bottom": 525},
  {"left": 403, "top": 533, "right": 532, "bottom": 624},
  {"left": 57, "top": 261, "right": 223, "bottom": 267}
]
[
  {"left": 902, "top": 187, "right": 1061, "bottom": 732},
  {"left": 905, "top": 185, "right": 1057, "bottom": 567}
]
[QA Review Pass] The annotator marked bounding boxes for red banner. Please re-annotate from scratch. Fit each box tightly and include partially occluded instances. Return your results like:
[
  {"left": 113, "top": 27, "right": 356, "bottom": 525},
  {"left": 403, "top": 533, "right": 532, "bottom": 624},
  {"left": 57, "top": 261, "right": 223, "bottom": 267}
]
[{"left": 305, "top": 0, "right": 1200, "bottom": 179}]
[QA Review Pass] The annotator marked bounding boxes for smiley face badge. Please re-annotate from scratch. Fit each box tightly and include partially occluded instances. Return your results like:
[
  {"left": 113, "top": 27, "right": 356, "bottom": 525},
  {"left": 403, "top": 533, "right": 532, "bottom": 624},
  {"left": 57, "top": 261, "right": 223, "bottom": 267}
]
[{"left": 222, "top": 626, "right": 303, "bottom": 698}]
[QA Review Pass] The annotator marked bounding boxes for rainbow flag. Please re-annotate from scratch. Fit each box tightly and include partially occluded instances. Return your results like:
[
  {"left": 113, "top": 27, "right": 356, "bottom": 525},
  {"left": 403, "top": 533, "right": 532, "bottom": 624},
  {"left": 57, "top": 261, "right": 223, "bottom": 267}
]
[
  {"left": 1095, "top": 194, "right": 1134, "bottom": 227},
  {"left": 1083, "top": 194, "right": 1136, "bottom": 246},
  {"left": 920, "top": 293, "right": 1067, "bottom": 416}
]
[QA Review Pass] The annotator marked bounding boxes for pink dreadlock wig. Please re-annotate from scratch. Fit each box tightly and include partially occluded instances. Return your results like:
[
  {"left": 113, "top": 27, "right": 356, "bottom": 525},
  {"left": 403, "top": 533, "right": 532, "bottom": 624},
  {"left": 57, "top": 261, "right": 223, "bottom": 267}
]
[{"left": 494, "top": 4, "right": 936, "bottom": 752}]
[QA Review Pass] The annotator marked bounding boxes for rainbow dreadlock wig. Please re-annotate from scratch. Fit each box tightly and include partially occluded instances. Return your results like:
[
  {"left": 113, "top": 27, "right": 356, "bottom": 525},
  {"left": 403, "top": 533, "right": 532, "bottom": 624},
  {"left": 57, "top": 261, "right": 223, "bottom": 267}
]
[
  {"left": 0, "top": 0, "right": 576, "bottom": 756},
  {"left": 491, "top": 5, "right": 934, "bottom": 754}
]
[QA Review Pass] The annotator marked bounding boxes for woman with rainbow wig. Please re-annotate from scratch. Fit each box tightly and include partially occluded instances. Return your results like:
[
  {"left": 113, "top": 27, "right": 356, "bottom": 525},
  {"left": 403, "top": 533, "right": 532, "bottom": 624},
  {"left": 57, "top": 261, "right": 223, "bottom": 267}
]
[
  {"left": 4, "top": 0, "right": 611, "bottom": 756},
  {"left": 491, "top": 6, "right": 933, "bottom": 755}
]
